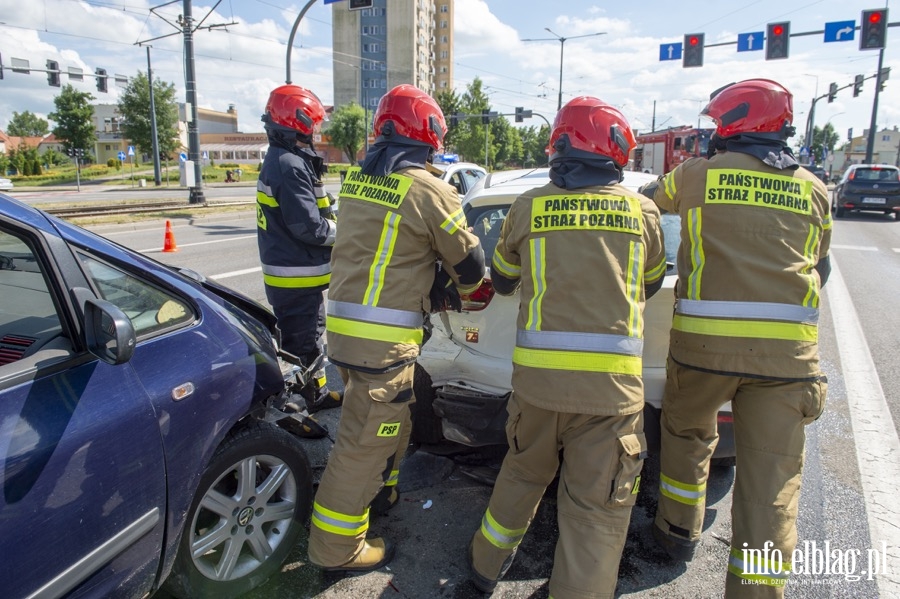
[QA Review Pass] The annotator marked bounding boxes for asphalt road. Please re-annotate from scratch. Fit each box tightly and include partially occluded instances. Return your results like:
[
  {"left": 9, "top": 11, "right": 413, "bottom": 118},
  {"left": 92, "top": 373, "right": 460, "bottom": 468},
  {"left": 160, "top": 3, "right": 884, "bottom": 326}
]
[{"left": 72, "top": 203, "right": 900, "bottom": 598}]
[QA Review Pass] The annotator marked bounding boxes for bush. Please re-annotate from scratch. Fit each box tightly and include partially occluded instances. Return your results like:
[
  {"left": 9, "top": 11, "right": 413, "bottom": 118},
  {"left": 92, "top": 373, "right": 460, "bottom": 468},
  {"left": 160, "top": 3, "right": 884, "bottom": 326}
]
[
  {"left": 219, "top": 162, "right": 240, "bottom": 169},
  {"left": 31, "top": 160, "right": 43, "bottom": 176},
  {"left": 327, "top": 163, "right": 352, "bottom": 175}
]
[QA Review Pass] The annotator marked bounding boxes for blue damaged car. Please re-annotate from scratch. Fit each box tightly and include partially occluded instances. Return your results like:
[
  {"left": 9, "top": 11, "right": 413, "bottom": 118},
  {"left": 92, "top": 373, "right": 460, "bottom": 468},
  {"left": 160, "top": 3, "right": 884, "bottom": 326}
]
[{"left": 0, "top": 194, "right": 315, "bottom": 599}]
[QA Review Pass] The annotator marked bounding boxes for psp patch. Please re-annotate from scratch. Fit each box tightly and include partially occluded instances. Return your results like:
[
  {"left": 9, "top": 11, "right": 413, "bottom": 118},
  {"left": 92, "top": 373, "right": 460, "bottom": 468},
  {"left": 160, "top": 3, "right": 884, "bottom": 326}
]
[{"left": 377, "top": 422, "right": 401, "bottom": 437}]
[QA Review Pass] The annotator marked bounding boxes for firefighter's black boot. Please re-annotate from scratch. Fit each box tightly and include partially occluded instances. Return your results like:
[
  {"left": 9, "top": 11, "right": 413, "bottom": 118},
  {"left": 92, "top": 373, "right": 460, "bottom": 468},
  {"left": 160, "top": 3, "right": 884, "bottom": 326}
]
[
  {"left": 307, "top": 389, "right": 343, "bottom": 414},
  {"left": 370, "top": 486, "right": 399, "bottom": 516}
]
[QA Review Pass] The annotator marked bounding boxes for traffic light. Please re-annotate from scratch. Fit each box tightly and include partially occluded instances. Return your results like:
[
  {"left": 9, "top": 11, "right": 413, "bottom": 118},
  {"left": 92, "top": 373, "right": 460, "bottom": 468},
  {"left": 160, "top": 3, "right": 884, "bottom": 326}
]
[
  {"left": 860, "top": 9, "right": 888, "bottom": 50},
  {"left": 482, "top": 109, "right": 490, "bottom": 125},
  {"left": 95, "top": 68, "right": 108, "bottom": 93},
  {"left": 827, "top": 82, "right": 838, "bottom": 103},
  {"left": 766, "top": 22, "right": 790, "bottom": 60},
  {"left": 0, "top": 52, "right": 4, "bottom": 80},
  {"left": 848, "top": 128, "right": 853, "bottom": 141},
  {"left": 348, "top": 0, "right": 374, "bottom": 9},
  {"left": 853, "top": 74, "right": 864, "bottom": 97},
  {"left": 514, "top": 106, "right": 532, "bottom": 123},
  {"left": 879, "top": 67, "right": 891, "bottom": 91},
  {"left": 449, "top": 114, "right": 458, "bottom": 128},
  {"left": 682, "top": 34, "right": 704, "bottom": 68},
  {"left": 46, "top": 59, "right": 60, "bottom": 87}
]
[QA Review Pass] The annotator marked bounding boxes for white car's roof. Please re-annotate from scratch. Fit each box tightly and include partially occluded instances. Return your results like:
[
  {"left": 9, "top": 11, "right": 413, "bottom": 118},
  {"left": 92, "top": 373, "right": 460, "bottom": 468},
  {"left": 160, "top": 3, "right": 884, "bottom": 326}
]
[{"left": 463, "top": 167, "right": 659, "bottom": 208}]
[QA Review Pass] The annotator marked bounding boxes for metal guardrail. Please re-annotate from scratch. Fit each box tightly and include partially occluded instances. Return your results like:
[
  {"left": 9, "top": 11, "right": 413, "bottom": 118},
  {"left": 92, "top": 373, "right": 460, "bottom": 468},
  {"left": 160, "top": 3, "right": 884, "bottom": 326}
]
[{"left": 44, "top": 200, "right": 255, "bottom": 219}]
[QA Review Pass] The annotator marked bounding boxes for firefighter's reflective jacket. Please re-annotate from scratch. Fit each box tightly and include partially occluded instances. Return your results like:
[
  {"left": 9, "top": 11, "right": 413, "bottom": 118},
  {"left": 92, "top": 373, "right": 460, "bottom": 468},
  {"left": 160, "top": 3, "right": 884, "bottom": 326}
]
[
  {"left": 651, "top": 151, "right": 832, "bottom": 379},
  {"left": 256, "top": 144, "right": 336, "bottom": 296},
  {"left": 326, "top": 166, "right": 484, "bottom": 372},
  {"left": 491, "top": 181, "right": 667, "bottom": 416}
]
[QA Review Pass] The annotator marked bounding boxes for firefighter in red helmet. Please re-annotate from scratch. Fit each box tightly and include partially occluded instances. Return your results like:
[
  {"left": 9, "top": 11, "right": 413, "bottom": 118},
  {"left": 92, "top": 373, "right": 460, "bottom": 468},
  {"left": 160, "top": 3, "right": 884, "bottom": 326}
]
[
  {"left": 307, "top": 84, "right": 484, "bottom": 571},
  {"left": 257, "top": 85, "right": 343, "bottom": 432},
  {"left": 467, "top": 96, "right": 667, "bottom": 597},
  {"left": 641, "top": 79, "right": 831, "bottom": 597}
]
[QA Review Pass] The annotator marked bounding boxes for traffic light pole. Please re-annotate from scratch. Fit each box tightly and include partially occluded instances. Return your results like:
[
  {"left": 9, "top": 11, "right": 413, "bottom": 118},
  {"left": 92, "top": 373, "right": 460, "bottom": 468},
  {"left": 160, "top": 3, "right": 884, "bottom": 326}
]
[
  {"left": 182, "top": 0, "right": 205, "bottom": 204},
  {"left": 146, "top": 46, "right": 163, "bottom": 186},
  {"left": 864, "top": 48, "right": 885, "bottom": 164}
]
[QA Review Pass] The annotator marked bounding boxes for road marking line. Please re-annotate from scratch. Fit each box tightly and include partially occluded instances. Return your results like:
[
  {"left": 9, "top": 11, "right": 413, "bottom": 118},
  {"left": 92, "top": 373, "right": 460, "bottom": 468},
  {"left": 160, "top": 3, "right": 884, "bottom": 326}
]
[
  {"left": 831, "top": 244, "right": 878, "bottom": 251},
  {"left": 893, "top": 248, "right": 900, "bottom": 253},
  {"left": 828, "top": 258, "right": 900, "bottom": 595},
  {"left": 211, "top": 267, "right": 262, "bottom": 280},
  {"left": 138, "top": 234, "right": 256, "bottom": 253}
]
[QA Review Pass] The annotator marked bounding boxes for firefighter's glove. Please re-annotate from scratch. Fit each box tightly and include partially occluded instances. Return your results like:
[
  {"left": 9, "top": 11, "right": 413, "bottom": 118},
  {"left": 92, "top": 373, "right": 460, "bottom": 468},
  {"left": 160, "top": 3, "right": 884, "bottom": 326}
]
[
  {"left": 638, "top": 179, "right": 661, "bottom": 200},
  {"left": 429, "top": 264, "right": 462, "bottom": 313}
]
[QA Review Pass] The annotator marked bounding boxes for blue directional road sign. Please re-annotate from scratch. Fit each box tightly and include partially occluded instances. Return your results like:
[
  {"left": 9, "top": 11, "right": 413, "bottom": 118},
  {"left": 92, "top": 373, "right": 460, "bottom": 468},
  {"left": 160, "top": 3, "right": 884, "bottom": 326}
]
[
  {"left": 824, "top": 20, "right": 856, "bottom": 43},
  {"left": 737, "top": 32, "right": 765, "bottom": 52},
  {"left": 659, "top": 43, "right": 683, "bottom": 61},
  {"left": 118, "top": 151, "right": 126, "bottom": 161},
  {"left": 179, "top": 152, "right": 188, "bottom": 162}
]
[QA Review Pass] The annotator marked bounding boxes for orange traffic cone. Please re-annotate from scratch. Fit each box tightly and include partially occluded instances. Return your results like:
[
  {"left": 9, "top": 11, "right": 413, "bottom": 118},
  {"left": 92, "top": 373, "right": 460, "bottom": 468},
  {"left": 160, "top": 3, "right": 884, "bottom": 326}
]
[{"left": 162, "top": 220, "right": 178, "bottom": 252}]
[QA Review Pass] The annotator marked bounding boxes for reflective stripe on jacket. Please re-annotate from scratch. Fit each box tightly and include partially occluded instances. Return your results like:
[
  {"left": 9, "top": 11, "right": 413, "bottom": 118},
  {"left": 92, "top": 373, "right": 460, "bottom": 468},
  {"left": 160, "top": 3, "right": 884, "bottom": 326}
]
[
  {"left": 653, "top": 152, "right": 831, "bottom": 378},
  {"left": 327, "top": 166, "right": 483, "bottom": 371},
  {"left": 256, "top": 145, "right": 336, "bottom": 295},
  {"left": 492, "top": 181, "right": 667, "bottom": 415}
]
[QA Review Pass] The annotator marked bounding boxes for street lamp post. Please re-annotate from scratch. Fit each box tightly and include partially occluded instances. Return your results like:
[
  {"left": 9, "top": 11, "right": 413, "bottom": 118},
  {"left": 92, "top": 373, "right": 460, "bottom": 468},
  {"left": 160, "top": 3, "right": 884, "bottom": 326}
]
[{"left": 522, "top": 28, "right": 606, "bottom": 112}]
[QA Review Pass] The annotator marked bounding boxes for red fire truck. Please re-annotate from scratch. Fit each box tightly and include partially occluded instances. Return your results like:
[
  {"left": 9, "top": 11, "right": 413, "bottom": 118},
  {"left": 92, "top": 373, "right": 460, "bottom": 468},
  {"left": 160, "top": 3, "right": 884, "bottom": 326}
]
[{"left": 631, "top": 126, "right": 714, "bottom": 175}]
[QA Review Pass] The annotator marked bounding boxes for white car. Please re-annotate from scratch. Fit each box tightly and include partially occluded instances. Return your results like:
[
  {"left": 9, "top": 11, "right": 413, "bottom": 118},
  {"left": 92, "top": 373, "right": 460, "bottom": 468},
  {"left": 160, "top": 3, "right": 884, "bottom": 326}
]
[
  {"left": 0, "top": 178, "right": 13, "bottom": 191},
  {"left": 430, "top": 160, "right": 487, "bottom": 199},
  {"left": 414, "top": 168, "right": 735, "bottom": 459}
]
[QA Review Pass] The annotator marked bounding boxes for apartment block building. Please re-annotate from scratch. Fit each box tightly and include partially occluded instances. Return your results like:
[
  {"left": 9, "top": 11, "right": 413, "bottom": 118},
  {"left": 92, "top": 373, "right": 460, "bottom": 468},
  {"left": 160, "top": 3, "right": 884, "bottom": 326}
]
[{"left": 332, "top": 0, "right": 454, "bottom": 113}]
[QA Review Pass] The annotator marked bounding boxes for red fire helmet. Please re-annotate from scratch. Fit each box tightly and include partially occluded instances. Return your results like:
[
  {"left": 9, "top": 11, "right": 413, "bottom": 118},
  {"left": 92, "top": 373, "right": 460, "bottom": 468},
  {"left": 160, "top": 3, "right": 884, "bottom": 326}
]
[
  {"left": 549, "top": 97, "right": 636, "bottom": 167},
  {"left": 701, "top": 79, "right": 793, "bottom": 138},
  {"left": 264, "top": 84, "right": 326, "bottom": 137},
  {"left": 373, "top": 84, "right": 446, "bottom": 151}
]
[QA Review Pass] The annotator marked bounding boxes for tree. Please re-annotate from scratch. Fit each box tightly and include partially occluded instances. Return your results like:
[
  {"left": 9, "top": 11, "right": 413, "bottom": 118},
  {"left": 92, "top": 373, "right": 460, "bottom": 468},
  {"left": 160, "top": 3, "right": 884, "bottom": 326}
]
[
  {"left": 49, "top": 85, "right": 96, "bottom": 155},
  {"left": 454, "top": 78, "right": 492, "bottom": 165},
  {"left": 7, "top": 111, "right": 49, "bottom": 137},
  {"left": 436, "top": 90, "right": 463, "bottom": 149},
  {"left": 492, "top": 116, "right": 524, "bottom": 168},
  {"left": 517, "top": 125, "right": 551, "bottom": 167},
  {"left": 809, "top": 123, "right": 840, "bottom": 166},
  {"left": 326, "top": 102, "right": 366, "bottom": 163},
  {"left": 117, "top": 71, "right": 180, "bottom": 159}
]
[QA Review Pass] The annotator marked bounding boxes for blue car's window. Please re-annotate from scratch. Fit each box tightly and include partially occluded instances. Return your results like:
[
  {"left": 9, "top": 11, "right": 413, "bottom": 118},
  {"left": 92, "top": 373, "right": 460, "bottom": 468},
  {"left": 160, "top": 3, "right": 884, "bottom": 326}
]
[
  {"left": 79, "top": 254, "right": 194, "bottom": 338},
  {"left": 0, "top": 230, "right": 65, "bottom": 367}
]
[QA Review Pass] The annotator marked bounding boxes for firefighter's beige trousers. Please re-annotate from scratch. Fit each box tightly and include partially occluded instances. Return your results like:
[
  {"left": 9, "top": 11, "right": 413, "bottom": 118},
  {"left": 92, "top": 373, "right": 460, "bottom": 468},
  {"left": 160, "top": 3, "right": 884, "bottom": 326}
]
[
  {"left": 471, "top": 394, "right": 645, "bottom": 599},
  {"left": 307, "top": 365, "right": 413, "bottom": 567},
  {"left": 655, "top": 359, "right": 827, "bottom": 598}
]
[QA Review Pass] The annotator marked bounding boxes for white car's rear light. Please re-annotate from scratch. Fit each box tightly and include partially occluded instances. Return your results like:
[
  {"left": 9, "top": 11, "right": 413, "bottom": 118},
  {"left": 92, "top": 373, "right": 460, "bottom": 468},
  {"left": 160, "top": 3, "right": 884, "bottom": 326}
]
[{"left": 460, "top": 279, "right": 495, "bottom": 311}]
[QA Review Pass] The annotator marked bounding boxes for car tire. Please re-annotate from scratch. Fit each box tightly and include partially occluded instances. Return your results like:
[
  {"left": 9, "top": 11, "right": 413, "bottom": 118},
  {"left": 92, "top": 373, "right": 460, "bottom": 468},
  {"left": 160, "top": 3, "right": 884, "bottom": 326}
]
[
  {"left": 411, "top": 363, "right": 444, "bottom": 445},
  {"left": 835, "top": 204, "right": 846, "bottom": 218},
  {"left": 164, "top": 422, "right": 313, "bottom": 599}
]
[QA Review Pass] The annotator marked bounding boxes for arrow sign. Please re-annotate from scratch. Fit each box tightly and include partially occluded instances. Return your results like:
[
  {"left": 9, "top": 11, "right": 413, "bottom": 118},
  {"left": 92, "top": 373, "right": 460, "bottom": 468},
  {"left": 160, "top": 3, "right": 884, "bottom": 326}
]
[
  {"left": 737, "top": 32, "right": 764, "bottom": 52},
  {"left": 824, "top": 20, "right": 856, "bottom": 42},
  {"left": 659, "top": 43, "right": 683, "bottom": 61},
  {"left": 179, "top": 152, "right": 188, "bottom": 162},
  {"left": 118, "top": 151, "right": 126, "bottom": 161}
]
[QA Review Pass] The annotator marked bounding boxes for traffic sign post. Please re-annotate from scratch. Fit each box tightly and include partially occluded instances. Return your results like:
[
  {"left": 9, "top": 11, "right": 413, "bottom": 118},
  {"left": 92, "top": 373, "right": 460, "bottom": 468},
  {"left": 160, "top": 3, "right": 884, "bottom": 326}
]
[
  {"left": 824, "top": 21, "right": 856, "bottom": 43},
  {"left": 659, "top": 43, "right": 683, "bottom": 61},
  {"left": 737, "top": 32, "right": 764, "bottom": 52}
]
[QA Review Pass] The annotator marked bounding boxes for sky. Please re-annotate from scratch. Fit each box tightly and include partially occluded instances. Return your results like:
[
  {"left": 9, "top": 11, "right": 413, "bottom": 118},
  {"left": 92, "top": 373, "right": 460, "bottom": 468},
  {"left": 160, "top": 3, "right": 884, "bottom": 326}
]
[{"left": 0, "top": 0, "right": 897, "bottom": 154}]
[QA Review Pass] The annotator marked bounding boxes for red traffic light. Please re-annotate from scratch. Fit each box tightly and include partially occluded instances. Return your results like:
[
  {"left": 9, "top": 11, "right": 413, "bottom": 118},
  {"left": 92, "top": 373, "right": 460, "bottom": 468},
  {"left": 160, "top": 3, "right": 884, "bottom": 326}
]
[
  {"left": 689, "top": 36, "right": 700, "bottom": 46},
  {"left": 772, "top": 25, "right": 784, "bottom": 36},
  {"left": 869, "top": 11, "right": 883, "bottom": 24}
]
